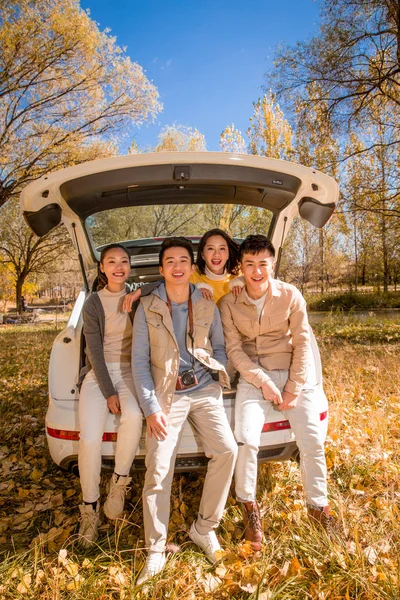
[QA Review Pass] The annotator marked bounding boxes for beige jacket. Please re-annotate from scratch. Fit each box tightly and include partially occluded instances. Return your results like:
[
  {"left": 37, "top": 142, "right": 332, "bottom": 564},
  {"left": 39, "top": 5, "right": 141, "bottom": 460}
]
[
  {"left": 138, "top": 288, "right": 230, "bottom": 415},
  {"left": 219, "top": 279, "right": 310, "bottom": 395}
]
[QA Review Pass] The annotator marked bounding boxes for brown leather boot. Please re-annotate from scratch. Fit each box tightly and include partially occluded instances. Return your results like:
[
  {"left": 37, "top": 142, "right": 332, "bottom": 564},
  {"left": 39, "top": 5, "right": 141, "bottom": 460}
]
[
  {"left": 241, "top": 501, "right": 263, "bottom": 550},
  {"left": 307, "top": 505, "right": 337, "bottom": 536}
]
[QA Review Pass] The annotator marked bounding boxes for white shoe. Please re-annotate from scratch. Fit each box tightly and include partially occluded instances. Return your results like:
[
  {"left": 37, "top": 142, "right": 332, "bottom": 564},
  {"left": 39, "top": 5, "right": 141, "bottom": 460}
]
[
  {"left": 104, "top": 473, "right": 131, "bottom": 520},
  {"left": 189, "top": 522, "right": 221, "bottom": 563},
  {"left": 136, "top": 552, "right": 166, "bottom": 585},
  {"left": 78, "top": 503, "right": 100, "bottom": 547}
]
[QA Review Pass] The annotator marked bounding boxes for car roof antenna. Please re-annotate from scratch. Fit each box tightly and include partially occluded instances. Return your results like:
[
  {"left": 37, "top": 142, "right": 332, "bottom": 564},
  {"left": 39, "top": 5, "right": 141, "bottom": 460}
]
[
  {"left": 274, "top": 216, "right": 287, "bottom": 279},
  {"left": 72, "top": 223, "right": 89, "bottom": 292}
]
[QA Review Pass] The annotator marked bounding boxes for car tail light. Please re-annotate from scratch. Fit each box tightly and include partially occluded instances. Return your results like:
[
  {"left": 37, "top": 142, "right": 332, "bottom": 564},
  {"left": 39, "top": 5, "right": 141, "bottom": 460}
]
[
  {"left": 102, "top": 432, "right": 118, "bottom": 442},
  {"left": 47, "top": 427, "right": 80, "bottom": 440},
  {"left": 262, "top": 410, "right": 328, "bottom": 433},
  {"left": 47, "top": 427, "right": 117, "bottom": 442}
]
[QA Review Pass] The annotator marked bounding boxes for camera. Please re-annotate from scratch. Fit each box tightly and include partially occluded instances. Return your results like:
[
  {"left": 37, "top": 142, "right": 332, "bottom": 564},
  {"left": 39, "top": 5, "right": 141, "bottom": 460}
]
[{"left": 176, "top": 368, "right": 198, "bottom": 391}]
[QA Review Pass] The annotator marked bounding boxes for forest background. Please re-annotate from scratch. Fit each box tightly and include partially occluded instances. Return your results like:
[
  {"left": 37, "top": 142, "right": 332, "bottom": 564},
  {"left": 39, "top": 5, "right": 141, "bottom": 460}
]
[{"left": 1, "top": 0, "right": 400, "bottom": 311}]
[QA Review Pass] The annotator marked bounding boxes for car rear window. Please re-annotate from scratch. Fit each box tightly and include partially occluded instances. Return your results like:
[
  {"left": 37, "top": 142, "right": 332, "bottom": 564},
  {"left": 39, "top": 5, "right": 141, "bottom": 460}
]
[{"left": 86, "top": 203, "right": 273, "bottom": 248}]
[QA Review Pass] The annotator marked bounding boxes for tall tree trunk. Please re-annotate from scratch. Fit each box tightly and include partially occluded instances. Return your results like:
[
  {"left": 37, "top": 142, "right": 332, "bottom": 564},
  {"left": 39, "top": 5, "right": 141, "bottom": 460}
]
[
  {"left": 381, "top": 213, "right": 389, "bottom": 293},
  {"left": 219, "top": 204, "right": 233, "bottom": 233},
  {"left": 15, "top": 275, "right": 26, "bottom": 314},
  {"left": 353, "top": 213, "right": 358, "bottom": 292},
  {"left": 319, "top": 229, "right": 325, "bottom": 293}
]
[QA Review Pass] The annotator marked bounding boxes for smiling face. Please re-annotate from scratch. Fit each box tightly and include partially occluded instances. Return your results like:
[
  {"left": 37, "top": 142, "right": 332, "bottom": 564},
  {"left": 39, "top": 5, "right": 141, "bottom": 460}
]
[
  {"left": 201, "top": 235, "right": 229, "bottom": 275},
  {"left": 160, "top": 245, "right": 195, "bottom": 287},
  {"left": 100, "top": 247, "right": 130, "bottom": 291},
  {"left": 240, "top": 250, "right": 275, "bottom": 299}
]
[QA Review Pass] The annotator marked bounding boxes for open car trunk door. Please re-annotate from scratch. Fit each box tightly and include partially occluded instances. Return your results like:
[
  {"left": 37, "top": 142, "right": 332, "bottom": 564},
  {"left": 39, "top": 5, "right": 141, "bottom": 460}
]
[{"left": 20, "top": 152, "right": 339, "bottom": 278}]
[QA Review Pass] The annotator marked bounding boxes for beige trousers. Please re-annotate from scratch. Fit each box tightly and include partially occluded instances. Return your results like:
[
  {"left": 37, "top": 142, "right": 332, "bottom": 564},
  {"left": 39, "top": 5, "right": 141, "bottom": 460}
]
[{"left": 143, "top": 381, "right": 238, "bottom": 552}]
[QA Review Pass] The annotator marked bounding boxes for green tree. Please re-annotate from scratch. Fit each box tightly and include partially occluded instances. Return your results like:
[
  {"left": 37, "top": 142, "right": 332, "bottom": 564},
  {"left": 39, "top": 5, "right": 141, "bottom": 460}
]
[{"left": 0, "top": 0, "right": 161, "bottom": 208}]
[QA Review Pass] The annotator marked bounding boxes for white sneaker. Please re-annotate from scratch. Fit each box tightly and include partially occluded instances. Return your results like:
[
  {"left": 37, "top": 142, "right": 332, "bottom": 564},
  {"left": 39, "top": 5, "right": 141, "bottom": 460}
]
[
  {"left": 189, "top": 522, "right": 221, "bottom": 563},
  {"left": 136, "top": 552, "right": 166, "bottom": 585},
  {"left": 78, "top": 503, "right": 100, "bottom": 547},
  {"left": 104, "top": 473, "right": 131, "bottom": 520}
]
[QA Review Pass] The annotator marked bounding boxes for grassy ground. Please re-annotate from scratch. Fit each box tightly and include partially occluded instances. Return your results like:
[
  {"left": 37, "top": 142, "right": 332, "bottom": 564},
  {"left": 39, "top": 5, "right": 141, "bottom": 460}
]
[
  {"left": 0, "top": 319, "right": 399, "bottom": 599},
  {"left": 306, "top": 290, "right": 400, "bottom": 311}
]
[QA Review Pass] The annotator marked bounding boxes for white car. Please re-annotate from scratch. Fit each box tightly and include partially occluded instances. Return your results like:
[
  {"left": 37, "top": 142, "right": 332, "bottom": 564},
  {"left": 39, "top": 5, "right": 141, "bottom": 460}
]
[{"left": 20, "top": 152, "right": 338, "bottom": 474}]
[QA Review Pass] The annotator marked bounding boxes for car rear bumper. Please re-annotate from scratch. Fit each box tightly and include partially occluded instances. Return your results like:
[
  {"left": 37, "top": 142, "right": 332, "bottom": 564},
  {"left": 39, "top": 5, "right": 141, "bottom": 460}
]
[{"left": 59, "top": 440, "right": 299, "bottom": 475}]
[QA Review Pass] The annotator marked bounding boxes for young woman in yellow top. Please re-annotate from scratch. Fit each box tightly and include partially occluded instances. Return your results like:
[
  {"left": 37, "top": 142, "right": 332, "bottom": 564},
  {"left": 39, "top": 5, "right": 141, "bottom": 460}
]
[
  {"left": 191, "top": 228, "right": 242, "bottom": 304},
  {"left": 122, "top": 229, "right": 243, "bottom": 311}
]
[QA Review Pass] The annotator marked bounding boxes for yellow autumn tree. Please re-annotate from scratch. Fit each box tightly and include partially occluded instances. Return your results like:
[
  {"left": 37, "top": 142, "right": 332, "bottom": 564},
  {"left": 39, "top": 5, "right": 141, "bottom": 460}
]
[
  {"left": 219, "top": 124, "right": 247, "bottom": 154},
  {"left": 283, "top": 83, "right": 342, "bottom": 292},
  {"left": 247, "top": 92, "right": 293, "bottom": 159},
  {"left": 344, "top": 104, "right": 400, "bottom": 293},
  {"left": 0, "top": 0, "right": 161, "bottom": 208},
  {"left": 154, "top": 125, "right": 206, "bottom": 152}
]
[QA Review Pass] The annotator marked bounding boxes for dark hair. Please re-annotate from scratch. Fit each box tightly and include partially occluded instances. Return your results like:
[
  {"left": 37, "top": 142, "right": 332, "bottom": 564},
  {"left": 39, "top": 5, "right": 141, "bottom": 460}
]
[
  {"left": 159, "top": 237, "right": 195, "bottom": 266},
  {"left": 196, "top": 228, "right": 240, "bottom": 275},
  {"left": 97, "top": 243, "right": 130, "bottom": 290},
  {"left": 239, "top": 235, "right": 275, "bottom": 262}
]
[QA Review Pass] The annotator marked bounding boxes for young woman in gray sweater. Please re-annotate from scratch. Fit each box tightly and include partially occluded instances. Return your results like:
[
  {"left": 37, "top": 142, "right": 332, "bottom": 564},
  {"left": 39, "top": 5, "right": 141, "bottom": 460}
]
[{"left": 77, "top": 243, "right": 143, "bottom": 547}]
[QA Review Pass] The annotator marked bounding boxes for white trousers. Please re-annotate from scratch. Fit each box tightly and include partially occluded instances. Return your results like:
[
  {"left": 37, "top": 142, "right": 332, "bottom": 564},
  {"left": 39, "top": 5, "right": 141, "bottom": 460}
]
[
  {"left": 78, "top": 363, "right": 143, "bottom": 503},
  {"left": 143, "top": 382, "right": 238, "bottom": 552},
  {"left": 234, "top": 369, "right": 328, "bottom": 508}
]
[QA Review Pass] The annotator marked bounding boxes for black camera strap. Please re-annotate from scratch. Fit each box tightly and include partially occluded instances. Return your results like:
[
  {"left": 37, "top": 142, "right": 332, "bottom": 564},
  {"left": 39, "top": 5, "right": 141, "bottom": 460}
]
[{"left": 166, "top": 288, "right": 195, "bottom": 369}]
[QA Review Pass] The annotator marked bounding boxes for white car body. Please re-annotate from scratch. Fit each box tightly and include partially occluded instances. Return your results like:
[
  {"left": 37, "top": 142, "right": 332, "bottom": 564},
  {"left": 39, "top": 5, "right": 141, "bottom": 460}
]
[{"left": 20, "top": 152, "right": 338, "bottom": 473}]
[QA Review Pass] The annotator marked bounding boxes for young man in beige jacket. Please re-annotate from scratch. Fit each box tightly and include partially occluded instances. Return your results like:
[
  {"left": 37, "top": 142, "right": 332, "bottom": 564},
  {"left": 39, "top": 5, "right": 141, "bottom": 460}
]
[
  {"left": 220, "top": 235, "right": 332, "bottom": 550},
  {"left": 132, "top": 237, "right": 237, "bottom": 584}
]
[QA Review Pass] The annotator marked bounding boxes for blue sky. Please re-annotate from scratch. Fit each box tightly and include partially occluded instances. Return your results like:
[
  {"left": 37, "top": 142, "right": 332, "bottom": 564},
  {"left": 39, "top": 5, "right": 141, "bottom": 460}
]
[{"left": 81, "top": 0, "right": 321, "bottom": 152}]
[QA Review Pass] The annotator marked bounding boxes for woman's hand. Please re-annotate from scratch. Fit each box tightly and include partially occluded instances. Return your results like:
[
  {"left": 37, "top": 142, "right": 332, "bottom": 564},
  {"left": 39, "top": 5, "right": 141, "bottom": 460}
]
[
  {"left": 231, "top": 285, "right": 242, "bottom": 297},
  {"left": 107, "top": 394, "right": 121, "bottom": 414},
  {"left": 122, "top": 288, "right": 142, "bottom": 312}
]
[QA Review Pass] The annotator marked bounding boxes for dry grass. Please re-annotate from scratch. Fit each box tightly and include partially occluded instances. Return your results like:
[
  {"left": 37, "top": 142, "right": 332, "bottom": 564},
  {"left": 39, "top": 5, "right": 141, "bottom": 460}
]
[{"left": 0, "top": 320, "right": 399, "bottom": 599}]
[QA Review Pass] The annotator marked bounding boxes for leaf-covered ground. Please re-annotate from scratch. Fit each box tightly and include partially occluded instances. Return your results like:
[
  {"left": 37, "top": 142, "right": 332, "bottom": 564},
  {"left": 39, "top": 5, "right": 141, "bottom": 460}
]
[{"left": 0, "top": 320, "right": 399, "bottom": 599}]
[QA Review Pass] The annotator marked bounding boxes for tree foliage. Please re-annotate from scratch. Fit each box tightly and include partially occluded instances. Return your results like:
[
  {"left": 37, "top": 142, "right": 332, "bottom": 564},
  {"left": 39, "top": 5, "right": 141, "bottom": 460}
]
[
  {"left": 271, "top": 0, "right": 400, "bottom": 156},
  {"left": 219, "top": 124, "right": 247, "bottom": 154},
  {"left": 0, "top": 0, "right": 161, "bottom": 207},
  {"left": 0, "top": 200, "right": 72, "bottom": 312},
  {"left": 154, "top": 125, "right": 206, "bottom": 152},
  {"left": 247, "top": 92, "right": 293, "bottom": 159}
]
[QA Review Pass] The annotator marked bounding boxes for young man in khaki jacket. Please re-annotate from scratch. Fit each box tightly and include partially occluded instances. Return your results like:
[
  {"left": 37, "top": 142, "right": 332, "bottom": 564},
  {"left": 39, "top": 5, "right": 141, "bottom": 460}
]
[
  {"left": 220, "top": 235, "right": 332, "bottom": 550},
  {"left": 132, "top": 237, "right": 237, "bottom": 584}
]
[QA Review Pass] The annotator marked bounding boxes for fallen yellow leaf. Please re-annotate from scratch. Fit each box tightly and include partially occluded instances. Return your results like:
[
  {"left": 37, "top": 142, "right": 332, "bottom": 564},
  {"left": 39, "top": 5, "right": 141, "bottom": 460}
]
[{"left": 30, "top": 468, "right": 42, "bottom": 482}]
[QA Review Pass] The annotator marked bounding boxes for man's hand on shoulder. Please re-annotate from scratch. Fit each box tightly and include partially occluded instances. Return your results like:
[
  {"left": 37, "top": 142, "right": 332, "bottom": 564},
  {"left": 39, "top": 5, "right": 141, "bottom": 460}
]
[
  {"left": 146, "top": 411, "right": 168, "bottom": 440},
  {"left": 278, "top": 391, "right": 298, "bottom": 411},
  {"left": 122, "top": 288, "right": 142, "bottom": 312},
  {"left": 261, "top": 380, "right": 283, "bottom": 405}
]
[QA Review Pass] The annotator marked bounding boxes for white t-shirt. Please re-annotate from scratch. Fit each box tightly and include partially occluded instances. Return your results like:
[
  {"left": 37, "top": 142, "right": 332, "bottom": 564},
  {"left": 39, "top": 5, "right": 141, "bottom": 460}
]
[{"left": 245, "top": 290, "right": 268, "bottom": 320}]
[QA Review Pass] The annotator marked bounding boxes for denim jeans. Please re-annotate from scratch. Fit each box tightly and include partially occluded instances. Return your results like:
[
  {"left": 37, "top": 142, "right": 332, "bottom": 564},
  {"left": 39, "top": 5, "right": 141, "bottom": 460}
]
[
  {"left": 234, "top": 369, "right": 328, "bottom": 508},
  {"left": 78, "top": 363, "right": 143, "bottom": 503}
]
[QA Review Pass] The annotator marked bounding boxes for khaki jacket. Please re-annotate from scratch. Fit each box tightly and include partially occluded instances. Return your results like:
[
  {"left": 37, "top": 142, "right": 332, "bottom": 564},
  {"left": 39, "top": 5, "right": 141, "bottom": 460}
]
[
  {"left": 139, "top": 288, "right": 230, "bottom": 415},
  {"left": 219, "top": 279, "right": 310, "bottom": 396}
]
